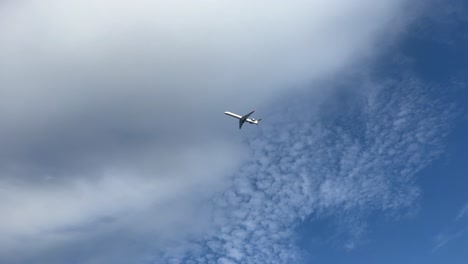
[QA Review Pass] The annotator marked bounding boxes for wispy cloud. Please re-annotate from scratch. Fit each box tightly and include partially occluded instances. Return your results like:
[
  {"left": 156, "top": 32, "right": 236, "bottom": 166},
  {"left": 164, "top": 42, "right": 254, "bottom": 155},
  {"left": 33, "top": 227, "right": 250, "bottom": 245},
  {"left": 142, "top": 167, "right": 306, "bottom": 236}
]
[
  {"left": 456, "top": 203, "right": 468, "bottom": 220},
  {"left": 434, "top": 202, "right": 468, "bottom": 251},
  {"left": 433, "top": 226, "right": 468, "bottom": 252},
  {"left": 162, "top": 78, "right": 455, "bottom": 263}
]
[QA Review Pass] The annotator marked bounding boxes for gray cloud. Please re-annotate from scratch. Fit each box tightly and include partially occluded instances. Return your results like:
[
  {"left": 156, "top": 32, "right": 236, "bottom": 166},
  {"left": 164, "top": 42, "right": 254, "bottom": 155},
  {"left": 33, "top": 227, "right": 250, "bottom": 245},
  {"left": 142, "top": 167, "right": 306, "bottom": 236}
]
[{"left": 0, "top": 0, "right": 419, "bottom": 263}]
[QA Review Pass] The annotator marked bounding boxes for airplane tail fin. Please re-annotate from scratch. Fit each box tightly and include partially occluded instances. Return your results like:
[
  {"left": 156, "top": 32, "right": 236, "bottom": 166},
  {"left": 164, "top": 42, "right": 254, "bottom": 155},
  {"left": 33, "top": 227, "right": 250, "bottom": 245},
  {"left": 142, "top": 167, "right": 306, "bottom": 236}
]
[{"left": 256, "top": 119, "right": 262, "bottom": 125}]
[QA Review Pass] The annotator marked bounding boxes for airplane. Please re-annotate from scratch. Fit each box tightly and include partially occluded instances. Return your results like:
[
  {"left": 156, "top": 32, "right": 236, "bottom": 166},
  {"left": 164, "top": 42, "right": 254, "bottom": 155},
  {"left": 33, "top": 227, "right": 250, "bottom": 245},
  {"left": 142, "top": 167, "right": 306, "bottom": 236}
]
[{"left": 224, "top": 110, "right": 262, "bottom": 129}]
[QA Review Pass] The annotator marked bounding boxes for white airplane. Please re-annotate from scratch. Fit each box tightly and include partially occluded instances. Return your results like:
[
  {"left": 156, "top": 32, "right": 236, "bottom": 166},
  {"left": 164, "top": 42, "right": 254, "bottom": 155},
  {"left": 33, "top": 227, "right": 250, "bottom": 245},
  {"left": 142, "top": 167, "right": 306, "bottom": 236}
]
[{"left": 224, "top": 110, "right": 262, "bottom": 129}]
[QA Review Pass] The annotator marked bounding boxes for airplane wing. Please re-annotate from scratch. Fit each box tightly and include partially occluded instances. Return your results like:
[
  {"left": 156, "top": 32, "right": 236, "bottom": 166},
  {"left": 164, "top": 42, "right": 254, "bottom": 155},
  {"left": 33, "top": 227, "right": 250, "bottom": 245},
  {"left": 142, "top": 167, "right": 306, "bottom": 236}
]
[
  {"left": 239, "top": 119, "right": 245, "bottom": 129},
  {"left": 239, "top": 111, "right": 255, "bottom": 129},
  {"left": 241, "top": 111, "right": 255, "bottom": 120}
]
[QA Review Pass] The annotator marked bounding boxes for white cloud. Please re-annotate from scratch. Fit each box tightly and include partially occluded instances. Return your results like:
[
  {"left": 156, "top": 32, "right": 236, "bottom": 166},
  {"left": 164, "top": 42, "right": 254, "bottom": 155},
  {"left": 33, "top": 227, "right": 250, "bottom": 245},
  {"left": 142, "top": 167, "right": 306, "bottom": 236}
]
[{"left": 0, "top": 0, "right": 425, "bottom": 263}]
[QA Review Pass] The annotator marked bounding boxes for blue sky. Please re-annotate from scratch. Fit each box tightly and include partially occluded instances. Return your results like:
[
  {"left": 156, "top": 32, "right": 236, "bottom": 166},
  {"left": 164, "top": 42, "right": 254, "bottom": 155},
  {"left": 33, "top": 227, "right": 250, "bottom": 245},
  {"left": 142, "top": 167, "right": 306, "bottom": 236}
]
[{"left": 1, "top": 1, "right": 467, "bottom": 264}]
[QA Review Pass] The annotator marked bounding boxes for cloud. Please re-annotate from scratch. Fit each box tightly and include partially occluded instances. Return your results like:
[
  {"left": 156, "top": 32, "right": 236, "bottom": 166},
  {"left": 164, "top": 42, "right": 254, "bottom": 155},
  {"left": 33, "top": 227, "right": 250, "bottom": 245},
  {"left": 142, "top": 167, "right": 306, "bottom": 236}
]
[
  {"left": 0, "top": 0, "right": 425, "bottom": 263},
  {"left": 164, "top": 78, "right": 455, "bottom": 263},
  {"left": 456, "top": 203, "right": 468, "bottom": 220},
  {"left": 433, "top": 227, "right": 468, "bottom": 252},
  {"left": 433, "top": 202, "right": 468, "bottom": 251}
]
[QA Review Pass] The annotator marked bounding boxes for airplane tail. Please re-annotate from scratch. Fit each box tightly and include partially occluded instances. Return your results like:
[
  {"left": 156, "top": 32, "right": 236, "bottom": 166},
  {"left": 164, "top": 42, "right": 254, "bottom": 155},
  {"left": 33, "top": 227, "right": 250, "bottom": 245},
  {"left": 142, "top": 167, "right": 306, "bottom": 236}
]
[{"left": 256, "top": 119, "right": 262, "bottom": 125}]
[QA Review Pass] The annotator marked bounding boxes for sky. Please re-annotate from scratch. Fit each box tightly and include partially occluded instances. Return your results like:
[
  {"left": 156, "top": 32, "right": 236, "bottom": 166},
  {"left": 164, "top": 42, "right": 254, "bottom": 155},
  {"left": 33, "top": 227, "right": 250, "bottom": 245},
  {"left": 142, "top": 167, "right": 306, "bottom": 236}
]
[{"left": 0, "top": 0, "right": 467, "bottom": 264}]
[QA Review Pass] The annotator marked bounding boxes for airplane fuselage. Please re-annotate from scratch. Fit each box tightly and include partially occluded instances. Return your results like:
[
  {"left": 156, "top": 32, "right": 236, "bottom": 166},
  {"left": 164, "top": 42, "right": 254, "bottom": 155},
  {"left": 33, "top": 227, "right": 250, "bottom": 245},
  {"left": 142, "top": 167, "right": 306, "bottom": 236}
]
[{"left": 224, "top": 112, "right": 259, "bottom": 124}]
